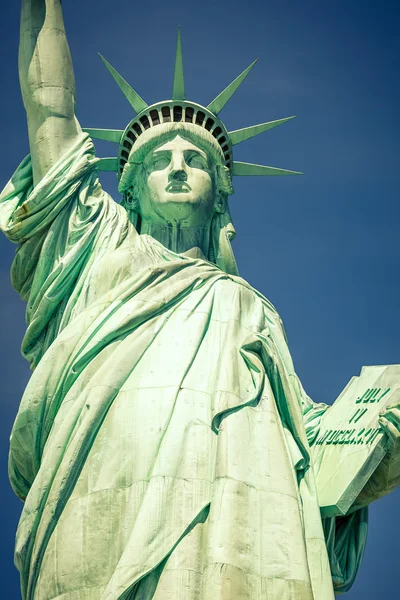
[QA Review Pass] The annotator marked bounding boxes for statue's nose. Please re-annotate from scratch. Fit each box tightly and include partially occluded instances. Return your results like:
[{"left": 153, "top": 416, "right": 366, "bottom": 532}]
[
  {"left": 170, "top": 151, "right": 187, "bottom": 181},
  {"left": 170, "top": 169, "right": 187, "bottom": 182}
]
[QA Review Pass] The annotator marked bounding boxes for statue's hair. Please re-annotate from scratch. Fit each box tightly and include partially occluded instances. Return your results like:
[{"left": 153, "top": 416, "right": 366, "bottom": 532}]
[{"left": 119, "top": 122, "right": 238, "bottom": 276}]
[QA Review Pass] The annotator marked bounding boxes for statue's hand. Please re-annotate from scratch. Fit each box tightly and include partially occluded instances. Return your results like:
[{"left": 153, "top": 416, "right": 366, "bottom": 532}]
[
  {"left": 351, "top": 405, "right": 400, "bottom": 511},
  {"left": 379, "top": 404, "right": 400, "bottom": 455}
]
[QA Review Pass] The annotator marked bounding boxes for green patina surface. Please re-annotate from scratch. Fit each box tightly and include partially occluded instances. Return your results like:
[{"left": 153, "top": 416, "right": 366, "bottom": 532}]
[{"left": 1, "top": 1, "right": 400, "bottom": 599}]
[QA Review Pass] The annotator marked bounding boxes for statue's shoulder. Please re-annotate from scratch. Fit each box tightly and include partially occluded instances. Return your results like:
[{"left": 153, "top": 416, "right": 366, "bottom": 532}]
[
  {"left": 226, "top": 273, "right": 280, "bottom": 316},
  {"left": 213, "top": 273, "right": 286, "bottom": 336}
]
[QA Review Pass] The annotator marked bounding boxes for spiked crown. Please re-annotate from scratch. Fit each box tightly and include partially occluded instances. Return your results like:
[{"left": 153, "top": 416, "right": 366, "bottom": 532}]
[{"left": 85, "top": 29, "right": 300, "bottom": 179}]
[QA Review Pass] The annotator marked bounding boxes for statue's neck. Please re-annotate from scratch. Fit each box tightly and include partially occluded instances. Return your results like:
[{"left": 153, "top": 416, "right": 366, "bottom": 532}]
[{"left": 139, "top": 219, "right": 212, "bottom": 260}]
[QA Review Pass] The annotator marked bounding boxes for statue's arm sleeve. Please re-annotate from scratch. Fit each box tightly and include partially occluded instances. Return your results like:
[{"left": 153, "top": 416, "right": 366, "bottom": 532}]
[
  {"left": 0, "top": 134, "right": 131, "bottom": 368},
  {"left": 19, "top": 0, "right": 81, "bottom": 187},
  {"left": 299, "top": 385, "right": 330, "bottom": 446}
]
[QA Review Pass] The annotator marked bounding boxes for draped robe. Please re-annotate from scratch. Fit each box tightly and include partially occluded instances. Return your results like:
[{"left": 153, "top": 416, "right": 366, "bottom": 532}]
[{"left": 0, "top": 134, "right": 368, "bottom": 600}]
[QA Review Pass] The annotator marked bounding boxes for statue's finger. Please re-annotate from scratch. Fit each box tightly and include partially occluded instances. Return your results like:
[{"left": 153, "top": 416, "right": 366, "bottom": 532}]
[
  {"left": 386, "top": 403, "right": 400, "bottom": 411},
  {"left": 382, "top": 408, "right": 400, "bottom": 427},
  {"left": 379, "top": 406, "right": 400, "bottom": 419},
  {"left": 378, "top": 416, "right": 399, "bottom": 445}
]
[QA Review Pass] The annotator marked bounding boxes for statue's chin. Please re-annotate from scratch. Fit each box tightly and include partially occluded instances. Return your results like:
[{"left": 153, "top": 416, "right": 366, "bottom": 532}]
[
  {"left": 161, "top": 191, "right": 199, "bottom": 202},
  {"left": 151, "top": 194, "right": 213, "bottom": 224}
]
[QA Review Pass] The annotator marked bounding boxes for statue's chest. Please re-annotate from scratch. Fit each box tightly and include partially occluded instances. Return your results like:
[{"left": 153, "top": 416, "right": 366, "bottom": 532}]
[{"left": 77, "top": 239, "right": 176, "bottom": 310}]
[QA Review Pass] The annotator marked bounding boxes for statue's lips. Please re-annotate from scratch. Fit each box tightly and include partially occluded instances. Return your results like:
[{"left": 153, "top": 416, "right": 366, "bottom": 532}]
[{"left": 165, "top": 182, "right": 191, "bottom": 193}]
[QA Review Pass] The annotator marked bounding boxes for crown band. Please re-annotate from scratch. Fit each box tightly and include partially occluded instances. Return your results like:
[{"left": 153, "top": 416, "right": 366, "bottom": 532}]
[{"left": 119, "top": 100, "right": 232, "bottom": 176}]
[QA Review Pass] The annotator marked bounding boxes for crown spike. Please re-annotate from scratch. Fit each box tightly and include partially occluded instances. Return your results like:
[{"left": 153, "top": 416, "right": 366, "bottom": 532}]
[
  {"left": 232, "top": 161, "right": 302, "bottom": 176},
  {"left": 229, "top": 116, "right": 295, "bottom": 146},
  {"left": 172, "top": 27, "right": 185, "bottom": 100},
  {"left": 97, "top": 158, "right": 119, "bottom": 172},
  {"left": 207, "top": 59, "right": 258, "bottom": 115},
  {"left": 99, "top": 54, "right": 148, "bottom": 114},
  {"left": 83, "top": 128, "right": 124, "bottom": 144}
]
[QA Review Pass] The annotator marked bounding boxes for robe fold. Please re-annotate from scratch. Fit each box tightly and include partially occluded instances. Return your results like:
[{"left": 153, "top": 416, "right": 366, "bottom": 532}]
[{"left": 0, "top": 134, "right": 367, "bottom": 599}]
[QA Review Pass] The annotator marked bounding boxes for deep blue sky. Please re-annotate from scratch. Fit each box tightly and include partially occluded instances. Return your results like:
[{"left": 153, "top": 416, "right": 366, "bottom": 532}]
[{"left": 0, "top": 0, "right": 399, "bottom": 597}]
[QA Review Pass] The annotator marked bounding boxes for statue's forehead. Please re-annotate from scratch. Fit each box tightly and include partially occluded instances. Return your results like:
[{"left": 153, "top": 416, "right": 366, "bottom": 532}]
[{"left": 153, "top": 135, "right": 206, "bottom": 154}]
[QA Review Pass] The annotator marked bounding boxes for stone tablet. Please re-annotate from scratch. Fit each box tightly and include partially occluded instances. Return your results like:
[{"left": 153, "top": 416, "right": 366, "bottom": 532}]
[{"left": 312, "top": 364, "right": 400, "bottom": 518}]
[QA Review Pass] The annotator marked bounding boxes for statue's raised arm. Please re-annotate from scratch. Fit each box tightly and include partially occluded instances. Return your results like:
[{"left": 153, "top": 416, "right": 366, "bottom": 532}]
[
  {"left": 0, "top": 1, "right": 134, "bottom": 371},
  {"left": 19, "top": 0, "right": 81, "bottom": 186}
]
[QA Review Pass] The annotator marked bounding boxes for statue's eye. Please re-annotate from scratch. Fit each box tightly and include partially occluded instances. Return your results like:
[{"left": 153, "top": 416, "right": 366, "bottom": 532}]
[
  {"left": 186, "top": 153, "right": 207, "bottom": 170},
  {"left": 149, "top": 154, "right": 170, "bottom": 170}
]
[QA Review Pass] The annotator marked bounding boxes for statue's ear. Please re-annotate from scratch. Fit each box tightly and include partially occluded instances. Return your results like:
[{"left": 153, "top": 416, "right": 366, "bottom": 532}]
[
  {"left": 210, "top": 207, "right": 239, "bottom": 276},
  {"left": 124, "top": 187, "right": 140, "bottom": 212},
  {"left": 121, "top": 189, "right": 141, "bottom": 230},
  {"left": 214, "top": 191, "right": 226, "bottom": 214}
]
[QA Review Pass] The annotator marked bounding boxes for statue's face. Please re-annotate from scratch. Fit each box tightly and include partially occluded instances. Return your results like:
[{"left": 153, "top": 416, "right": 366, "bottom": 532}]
[{"left": 138, "top": 135, "right": 217, "bottom": 227}]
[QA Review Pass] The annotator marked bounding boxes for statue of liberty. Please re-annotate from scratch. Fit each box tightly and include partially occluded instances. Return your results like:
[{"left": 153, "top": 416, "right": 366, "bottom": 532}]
[{"left": 1, "top": 1, "right": 400, "bottom": 599}]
